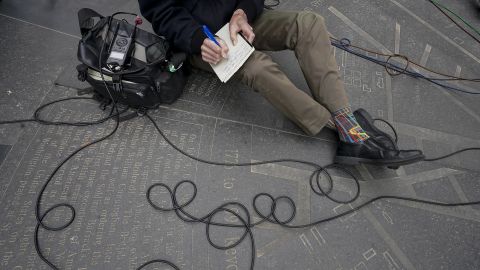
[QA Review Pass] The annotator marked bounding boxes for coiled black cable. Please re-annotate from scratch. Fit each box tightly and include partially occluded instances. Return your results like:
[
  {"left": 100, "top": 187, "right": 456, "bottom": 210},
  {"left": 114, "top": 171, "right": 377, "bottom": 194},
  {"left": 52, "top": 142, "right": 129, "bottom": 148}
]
[
  {"left": 2, "top": 86, "right": 480, "bottom": 270},
  {"left": 33, "top": 13, "right": 131, "bottom": 269},
  {"left": 0, "top": 94, "right": 129, "bottom": 269},
  {"left": 143, "top": 112, "right": 480, "bottom": 269}
]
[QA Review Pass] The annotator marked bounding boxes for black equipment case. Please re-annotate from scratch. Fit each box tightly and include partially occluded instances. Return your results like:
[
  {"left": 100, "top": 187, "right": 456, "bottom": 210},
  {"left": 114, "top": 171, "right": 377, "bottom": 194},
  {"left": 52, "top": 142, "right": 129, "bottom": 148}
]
[{"left": 76, "top": 8, "right": 187, "bottom": 110}]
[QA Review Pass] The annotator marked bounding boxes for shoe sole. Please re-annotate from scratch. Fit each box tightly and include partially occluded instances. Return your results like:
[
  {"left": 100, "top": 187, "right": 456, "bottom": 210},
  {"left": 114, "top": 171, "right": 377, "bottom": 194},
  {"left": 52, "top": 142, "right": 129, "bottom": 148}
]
[{"left": 334, "top": 154, "right": 425, "bottom": 167}]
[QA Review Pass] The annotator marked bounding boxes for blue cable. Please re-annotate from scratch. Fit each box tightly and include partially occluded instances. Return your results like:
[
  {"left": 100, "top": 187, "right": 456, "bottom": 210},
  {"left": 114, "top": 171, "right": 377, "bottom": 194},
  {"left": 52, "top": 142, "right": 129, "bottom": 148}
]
[{"left": 330, "top": 38, "right": 480, "bottom": 95}]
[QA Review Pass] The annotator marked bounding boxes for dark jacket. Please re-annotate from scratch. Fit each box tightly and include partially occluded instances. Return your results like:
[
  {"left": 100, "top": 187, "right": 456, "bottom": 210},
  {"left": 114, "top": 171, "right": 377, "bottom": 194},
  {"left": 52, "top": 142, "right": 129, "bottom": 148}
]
[{"left": 138, "top": 0, "right": 265, "bottom": 54}]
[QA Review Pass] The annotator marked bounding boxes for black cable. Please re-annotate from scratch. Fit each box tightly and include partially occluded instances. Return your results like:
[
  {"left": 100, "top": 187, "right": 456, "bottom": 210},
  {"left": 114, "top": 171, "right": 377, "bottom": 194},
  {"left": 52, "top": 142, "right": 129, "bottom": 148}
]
[
  {"left": 0, "top": 97, "right": 128, "bottom": 126},
  {"left": 0, "top": 119, "right": 37, "bottom": 124},
  {"left": 371, "top": 116, "right": 480, "bottom": 163},
  {"left": 330, "top": 36, "right": 480, "bottom": 82},
  {"left": 33, "top": 14, "right": 126, "bottom": 270},
  {"left": 427, "top": 0, "right": 480, "bottom": 44},
  {"left": 424, "top": 147, "right": 480, "bottom": 161},
  {"left": 330, "top": 38, "right": 480, "bottom": 95},
  {"left": 29, "top": 97, "right": 124, "bottom": 269},
  {"left": 143, "top": 112, "right": 480, "bottom": 269},
  {"left": 264, "top": 0, "right": 280, "bottom": 10},
  {"left": 3, "top": 67, "right": 479, "bottom": 270},
  {"left": 13, "top": 94, "right": 476, "bottom": 270},
  {"left": 136, "top": 260, "right": 180, "bottom": 270},
  {"left": 3, "top": 48, "right": 479, "bottom": 270}
]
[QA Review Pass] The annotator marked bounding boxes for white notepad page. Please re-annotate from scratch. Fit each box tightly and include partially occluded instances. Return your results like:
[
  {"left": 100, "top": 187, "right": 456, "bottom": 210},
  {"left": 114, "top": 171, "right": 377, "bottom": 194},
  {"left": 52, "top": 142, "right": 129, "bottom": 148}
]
[{"left": 209, "top": 23, "right": 255, "bottom": 83}]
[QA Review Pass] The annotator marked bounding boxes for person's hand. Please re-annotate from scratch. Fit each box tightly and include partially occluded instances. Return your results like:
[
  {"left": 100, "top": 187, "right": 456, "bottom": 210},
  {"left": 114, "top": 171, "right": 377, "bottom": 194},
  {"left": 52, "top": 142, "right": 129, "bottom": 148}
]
[
  {"left": 229, "top": 9, "right": 255, "bottom": 45},
  {"left": 201, "top": 37, "right": 229, "bottom": 65}
]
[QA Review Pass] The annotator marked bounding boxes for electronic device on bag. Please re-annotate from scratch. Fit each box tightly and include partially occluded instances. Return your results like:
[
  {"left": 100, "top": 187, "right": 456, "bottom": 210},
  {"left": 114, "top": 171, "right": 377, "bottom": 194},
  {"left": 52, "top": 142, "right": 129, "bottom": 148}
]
[
  {"left": 106, "top": 25, "right": 133, "bottom": 71},
  {"left": 76, "top": 8, "right": 187, "bottom": 111}
]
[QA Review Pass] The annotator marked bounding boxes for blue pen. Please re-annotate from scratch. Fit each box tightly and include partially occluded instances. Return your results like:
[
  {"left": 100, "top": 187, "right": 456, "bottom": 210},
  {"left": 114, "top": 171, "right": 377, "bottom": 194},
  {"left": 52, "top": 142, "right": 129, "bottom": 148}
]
[{"left": 202, "top": 25, "right": 221, "bottom": 47}]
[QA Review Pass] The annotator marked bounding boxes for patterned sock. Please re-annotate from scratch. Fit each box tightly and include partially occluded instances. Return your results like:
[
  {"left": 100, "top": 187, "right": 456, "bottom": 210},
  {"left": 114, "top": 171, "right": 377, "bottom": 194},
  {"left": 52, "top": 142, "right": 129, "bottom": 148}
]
[
  {"left": 325, "top": 118, "right": 336, "bottom": 130},
  {"left": 332, "top": 107, "right": 370, "bottom": 143}
]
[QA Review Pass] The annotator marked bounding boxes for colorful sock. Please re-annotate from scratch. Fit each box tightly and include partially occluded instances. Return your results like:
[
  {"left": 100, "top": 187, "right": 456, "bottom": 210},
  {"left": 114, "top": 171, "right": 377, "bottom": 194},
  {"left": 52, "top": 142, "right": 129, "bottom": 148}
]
[
  {"left": 325, "top": 118, "right": 336, "bottom": 130},
  {"left": 332, "top": 107, "right": 370, "bottom": 143}
]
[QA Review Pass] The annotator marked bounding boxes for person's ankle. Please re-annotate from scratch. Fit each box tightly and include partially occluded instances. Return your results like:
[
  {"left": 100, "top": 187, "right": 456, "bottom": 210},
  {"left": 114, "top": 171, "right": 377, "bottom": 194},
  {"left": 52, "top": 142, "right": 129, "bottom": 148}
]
[{"left": 332, "top": 106, "right": 369, "bottom": 144}]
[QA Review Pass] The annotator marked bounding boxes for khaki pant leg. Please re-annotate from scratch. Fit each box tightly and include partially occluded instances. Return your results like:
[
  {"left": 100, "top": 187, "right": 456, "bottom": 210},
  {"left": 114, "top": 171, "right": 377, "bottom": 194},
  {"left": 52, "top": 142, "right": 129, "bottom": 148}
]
[
  {"left": 189, "top": 52, "right": 331, "bottom": 135},
  {"left": 252, "top": 10, "right": 349, "bottom": 112}
]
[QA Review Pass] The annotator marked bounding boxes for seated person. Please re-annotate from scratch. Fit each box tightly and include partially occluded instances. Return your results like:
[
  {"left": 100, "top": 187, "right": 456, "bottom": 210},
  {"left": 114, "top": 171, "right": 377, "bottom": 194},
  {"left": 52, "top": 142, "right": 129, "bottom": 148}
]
[{"left": 138, "top": 0, "right": 424, "bottom": 167}]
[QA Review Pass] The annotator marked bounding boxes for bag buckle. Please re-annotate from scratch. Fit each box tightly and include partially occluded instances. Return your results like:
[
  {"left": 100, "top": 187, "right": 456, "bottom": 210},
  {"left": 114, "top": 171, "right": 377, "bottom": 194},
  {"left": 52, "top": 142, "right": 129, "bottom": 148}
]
[
  {"left": 112, "top": 74, "right": 122, "bottom": 92},
  {"left": 168, "top": 62, "right": 183, "bottom": 73},
  {"left": 168, "top": 52, "right": 186, "bottom": 72}
]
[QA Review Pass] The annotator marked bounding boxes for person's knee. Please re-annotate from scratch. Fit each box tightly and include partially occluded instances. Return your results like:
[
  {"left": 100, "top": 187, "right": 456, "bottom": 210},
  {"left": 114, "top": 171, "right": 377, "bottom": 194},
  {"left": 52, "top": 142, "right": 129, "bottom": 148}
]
[
  {"left": 297, "top": 11, "right": 326, "bottom": 31},
  {"left": 238, "top": 52, "right": 275, "bottom": 88}
]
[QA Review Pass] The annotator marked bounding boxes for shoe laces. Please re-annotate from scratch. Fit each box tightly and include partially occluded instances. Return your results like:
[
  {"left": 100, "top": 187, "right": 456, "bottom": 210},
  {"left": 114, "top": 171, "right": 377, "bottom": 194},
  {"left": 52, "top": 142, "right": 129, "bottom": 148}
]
[
  {"left": 371, "top": 118, "right": 423, "bottom": 155},
  {"left": 372, "top": 118, "right": 399, "bottom": 144},
  {"left": 365, "top": 118, "right": 399, "bottom": 152}
]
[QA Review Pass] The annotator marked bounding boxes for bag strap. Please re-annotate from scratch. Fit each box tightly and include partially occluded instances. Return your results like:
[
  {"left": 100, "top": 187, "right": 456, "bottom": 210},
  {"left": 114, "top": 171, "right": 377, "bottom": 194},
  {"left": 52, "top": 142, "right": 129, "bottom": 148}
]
[{"left": 78, "top": 8, "right": 104, "bottom": 36}]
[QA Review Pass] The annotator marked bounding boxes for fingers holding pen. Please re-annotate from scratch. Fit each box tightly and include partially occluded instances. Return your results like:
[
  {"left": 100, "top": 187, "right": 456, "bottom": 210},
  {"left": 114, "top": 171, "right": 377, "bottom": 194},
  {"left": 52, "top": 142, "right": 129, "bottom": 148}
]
[
  {"left": 201, "top": 38, "right": 229, "bottom": 65},
  {"left": 218, "top": 38, "right": 229, "bottom": 58}
]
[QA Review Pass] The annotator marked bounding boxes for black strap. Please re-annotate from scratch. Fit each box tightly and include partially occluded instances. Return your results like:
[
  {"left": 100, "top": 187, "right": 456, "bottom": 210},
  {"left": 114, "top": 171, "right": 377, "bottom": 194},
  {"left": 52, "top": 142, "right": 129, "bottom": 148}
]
[
  {"left": 78, "top": 8, "right": 104, "bottom": 36},
  {"left": 111, "top": 74, "right": 123, "bottom": 93},
  {"left": 119, "top": 111, "right": 139, "bottom": 122},
  {"left": 76, "top": 87, "right": 94, "bottom": 96}
]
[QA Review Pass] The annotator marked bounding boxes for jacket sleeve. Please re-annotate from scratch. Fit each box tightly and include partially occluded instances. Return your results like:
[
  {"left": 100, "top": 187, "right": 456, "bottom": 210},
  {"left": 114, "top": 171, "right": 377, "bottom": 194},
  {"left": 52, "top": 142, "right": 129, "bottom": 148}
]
[
  {"left": 138, "top": 0, "right": 206, "bottom": 54},
  {"left": 235, "top": 0, "right": 265, "bottom": 22}
]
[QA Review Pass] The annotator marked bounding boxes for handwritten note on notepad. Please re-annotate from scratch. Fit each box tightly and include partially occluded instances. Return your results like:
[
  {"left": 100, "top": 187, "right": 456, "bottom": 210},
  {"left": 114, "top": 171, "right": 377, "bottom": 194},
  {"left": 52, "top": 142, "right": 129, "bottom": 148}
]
[{"left": 210, "top": 23, "right": 255, "bottom": 83}]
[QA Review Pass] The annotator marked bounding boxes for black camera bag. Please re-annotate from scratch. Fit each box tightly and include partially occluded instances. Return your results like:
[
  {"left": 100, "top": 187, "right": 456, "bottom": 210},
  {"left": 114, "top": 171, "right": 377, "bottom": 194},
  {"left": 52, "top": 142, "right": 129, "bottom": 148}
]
[{"left": 76, "top": 8, "right": 187, "bottom": 110}]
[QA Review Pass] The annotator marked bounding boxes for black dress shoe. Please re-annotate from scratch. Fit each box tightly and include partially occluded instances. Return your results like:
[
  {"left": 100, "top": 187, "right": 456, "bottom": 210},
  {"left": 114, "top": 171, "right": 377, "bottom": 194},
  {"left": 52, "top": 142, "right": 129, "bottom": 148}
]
[
  {"left": 334, "top": 138, "right": 425, "bottom": 167},
  {"left": 353, "top": 108, "right": 397, "bottom": 150},
  {"left": 353, "top": 108, "right": 417, "bottom": 169}
]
